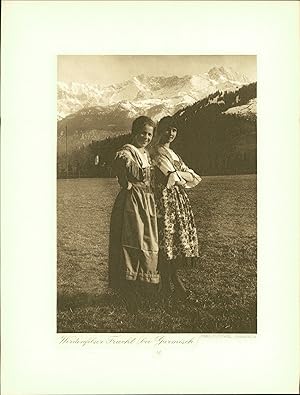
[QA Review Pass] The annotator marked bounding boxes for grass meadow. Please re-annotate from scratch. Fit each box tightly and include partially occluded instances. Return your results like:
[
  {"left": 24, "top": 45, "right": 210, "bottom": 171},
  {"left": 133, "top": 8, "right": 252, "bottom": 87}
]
[{"left": 57, "top": 175, "right": 257, "bottom": 333}]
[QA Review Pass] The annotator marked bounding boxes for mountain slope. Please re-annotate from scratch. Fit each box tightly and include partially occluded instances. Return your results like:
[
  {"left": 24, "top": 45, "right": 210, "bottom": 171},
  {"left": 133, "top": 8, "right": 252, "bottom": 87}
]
[{"left": 171, "top": 82, "right": 257, "bottom": 174}]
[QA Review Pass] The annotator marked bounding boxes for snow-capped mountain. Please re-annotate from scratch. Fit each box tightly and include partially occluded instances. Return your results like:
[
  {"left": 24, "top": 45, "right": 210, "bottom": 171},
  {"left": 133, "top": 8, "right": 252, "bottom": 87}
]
[
  {"left": 207, "top": 66, "right": 249, "bottom": 85},
  {"left": 57, "top": 66, "right": 250, "bottom": 121}
]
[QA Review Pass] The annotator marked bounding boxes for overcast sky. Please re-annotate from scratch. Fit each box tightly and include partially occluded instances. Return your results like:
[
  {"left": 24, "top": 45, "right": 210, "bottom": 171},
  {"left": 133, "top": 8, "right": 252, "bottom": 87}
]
[{"left": 58, "top": 55, "right": 256, "bottom": 85}]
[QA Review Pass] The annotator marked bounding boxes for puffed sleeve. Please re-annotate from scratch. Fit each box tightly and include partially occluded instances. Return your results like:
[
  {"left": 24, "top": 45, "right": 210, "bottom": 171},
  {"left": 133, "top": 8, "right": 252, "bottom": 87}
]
[{"left": 113, "top": 150, "right": 145, "bottom": 189}]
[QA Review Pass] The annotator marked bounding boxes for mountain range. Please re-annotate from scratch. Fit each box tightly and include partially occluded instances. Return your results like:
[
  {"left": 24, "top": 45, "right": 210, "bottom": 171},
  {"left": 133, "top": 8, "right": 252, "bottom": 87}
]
[
  {"left": 58, "top": 66, "right": 250, "bottom": 119},
  {"left": 57, "top": 66, "right": 254, "bottom": 154}
]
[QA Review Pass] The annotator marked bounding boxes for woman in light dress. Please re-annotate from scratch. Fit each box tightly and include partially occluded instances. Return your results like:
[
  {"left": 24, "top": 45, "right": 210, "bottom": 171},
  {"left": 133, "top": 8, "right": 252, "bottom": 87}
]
[{"left": 150, "top": 116, "right": 202, "bottom": 299}]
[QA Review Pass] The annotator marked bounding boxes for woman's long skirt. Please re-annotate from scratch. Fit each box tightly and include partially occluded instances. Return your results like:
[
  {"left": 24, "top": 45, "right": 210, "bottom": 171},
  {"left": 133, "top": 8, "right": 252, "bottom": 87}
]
[
  {"left": 155, "top": 184, "right": 199, "bottom": 262},
  {"left": 108, "top": 186, "right": 159, "bottom": 288}
]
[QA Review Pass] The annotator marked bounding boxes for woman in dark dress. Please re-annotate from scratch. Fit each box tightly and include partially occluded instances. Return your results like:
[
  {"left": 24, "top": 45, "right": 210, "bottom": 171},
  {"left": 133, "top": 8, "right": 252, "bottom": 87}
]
[{"left": 108, "top": 116, "right": 160, "bottom": 311}]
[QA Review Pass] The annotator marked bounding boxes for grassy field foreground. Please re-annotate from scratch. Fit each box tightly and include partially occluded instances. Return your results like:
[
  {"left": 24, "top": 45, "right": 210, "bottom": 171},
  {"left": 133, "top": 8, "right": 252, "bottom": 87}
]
[{"left": 57, "top": 175, "right": 256, "bottom": 333}]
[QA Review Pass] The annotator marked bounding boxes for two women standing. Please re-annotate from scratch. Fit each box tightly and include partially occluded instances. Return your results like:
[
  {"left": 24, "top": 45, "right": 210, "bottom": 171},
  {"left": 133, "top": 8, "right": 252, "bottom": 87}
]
[{"left": 108, "top": 115, "right": 201, "bottom": 311}]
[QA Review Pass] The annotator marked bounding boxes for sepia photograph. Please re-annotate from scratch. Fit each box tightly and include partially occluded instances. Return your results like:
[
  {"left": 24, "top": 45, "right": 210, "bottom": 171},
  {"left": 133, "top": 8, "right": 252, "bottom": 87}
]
[
  {"left": 57, "top": 55, "right": 257, "bottom": 333},
  {"left": 3, "top": 1, "right": 299, "bottom": 394}
]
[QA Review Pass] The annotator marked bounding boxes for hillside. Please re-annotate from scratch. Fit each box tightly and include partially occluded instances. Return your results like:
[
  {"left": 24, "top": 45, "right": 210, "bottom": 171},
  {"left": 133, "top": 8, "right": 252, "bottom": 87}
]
[{"left": 171, "top": 83, "right": 257, "bottom": 174}]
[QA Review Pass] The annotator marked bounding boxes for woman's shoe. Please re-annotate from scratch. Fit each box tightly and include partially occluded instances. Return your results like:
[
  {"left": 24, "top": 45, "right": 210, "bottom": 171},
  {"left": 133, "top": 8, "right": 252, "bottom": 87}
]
[{"left": 171, "top": 271, "right": 187, "bottom": 297}]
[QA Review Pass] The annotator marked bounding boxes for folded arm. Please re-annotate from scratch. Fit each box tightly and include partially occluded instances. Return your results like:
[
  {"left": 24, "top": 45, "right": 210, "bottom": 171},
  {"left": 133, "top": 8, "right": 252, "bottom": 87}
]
[
  {"left": 179, "top": 162, "right": 202, "bottom": 188},
  {"left": 177, "top": 171, "right": 194, "bottom": 182}
]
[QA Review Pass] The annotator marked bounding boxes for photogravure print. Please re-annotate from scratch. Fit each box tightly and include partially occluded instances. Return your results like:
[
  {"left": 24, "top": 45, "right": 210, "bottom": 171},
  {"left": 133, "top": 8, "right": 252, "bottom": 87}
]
[{"left": 57, "top": 55, "right": 257, "bottom": 334}]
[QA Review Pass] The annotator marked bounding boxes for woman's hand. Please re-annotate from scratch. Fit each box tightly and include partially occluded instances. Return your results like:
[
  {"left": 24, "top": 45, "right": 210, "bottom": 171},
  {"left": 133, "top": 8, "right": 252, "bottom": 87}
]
[
  {"left": 177, "top": 171, "right": 194, "bottom": 182},
  {"left": 175, "top": 179, "right": 187, "bottom": 187}
]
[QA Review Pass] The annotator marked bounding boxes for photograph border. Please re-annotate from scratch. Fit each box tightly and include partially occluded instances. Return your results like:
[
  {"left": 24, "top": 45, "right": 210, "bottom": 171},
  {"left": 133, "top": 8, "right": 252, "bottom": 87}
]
[{"left": 2, "top": 1, "right": 299, "bottom": 394}]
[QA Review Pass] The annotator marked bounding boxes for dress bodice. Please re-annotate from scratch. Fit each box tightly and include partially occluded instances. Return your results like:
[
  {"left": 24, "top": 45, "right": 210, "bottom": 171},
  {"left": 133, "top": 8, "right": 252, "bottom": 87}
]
[{"left": 114, "top": 144, "right": 154, "bottom": 191}]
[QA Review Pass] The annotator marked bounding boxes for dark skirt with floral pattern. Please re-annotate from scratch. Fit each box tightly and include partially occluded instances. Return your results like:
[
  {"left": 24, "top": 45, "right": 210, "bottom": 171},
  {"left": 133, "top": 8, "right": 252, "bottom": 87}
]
[{"left": 154, "top": 175, "right": 199, "bottom": 262}]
